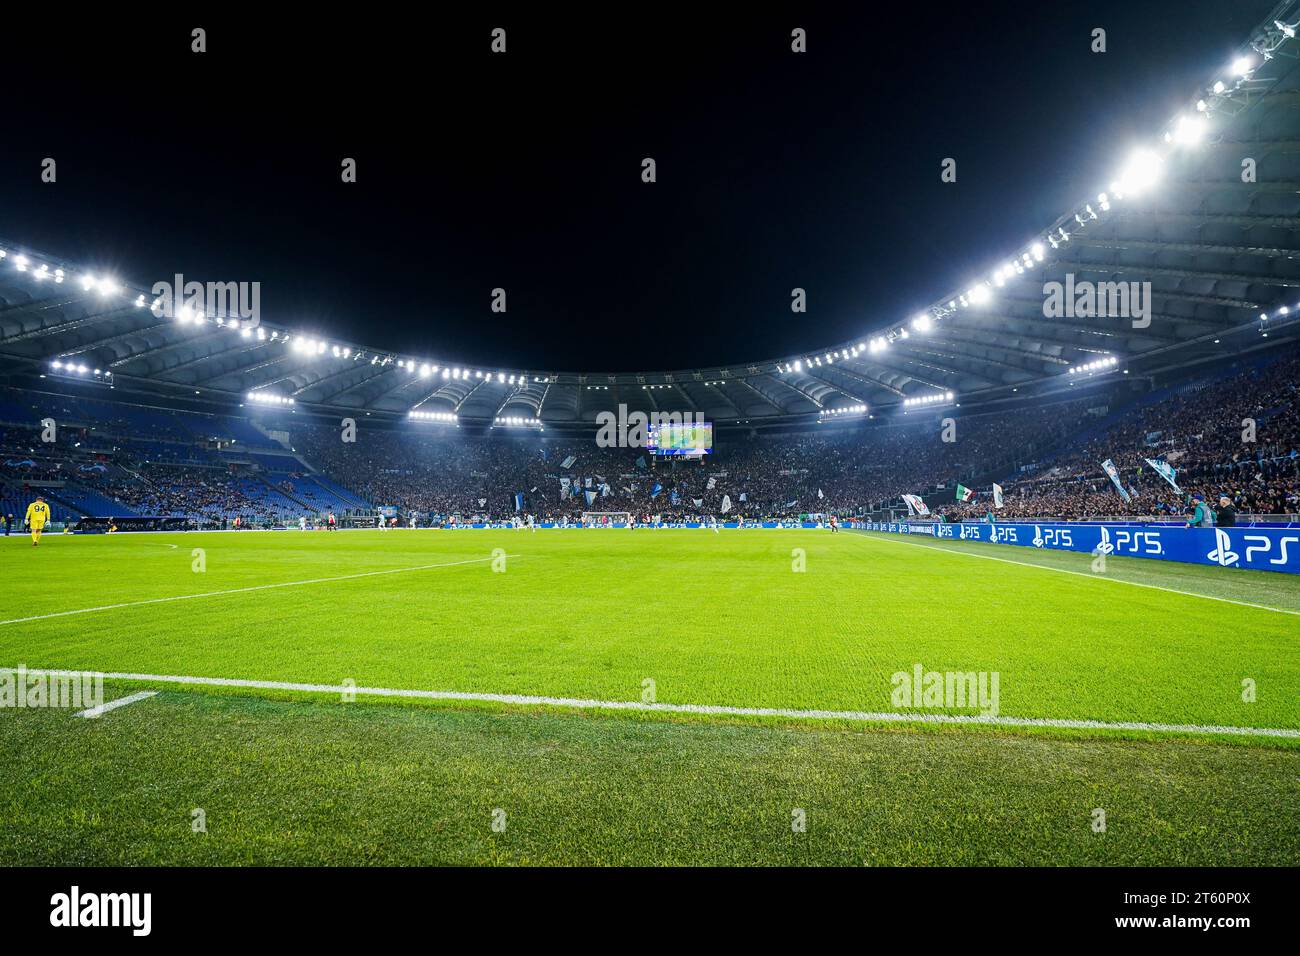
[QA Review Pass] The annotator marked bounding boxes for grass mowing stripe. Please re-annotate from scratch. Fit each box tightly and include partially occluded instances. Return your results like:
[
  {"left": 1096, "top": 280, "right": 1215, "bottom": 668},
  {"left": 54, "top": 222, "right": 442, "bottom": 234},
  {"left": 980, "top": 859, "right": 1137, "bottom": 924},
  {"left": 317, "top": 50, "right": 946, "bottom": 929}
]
[
  {"left": 15, "top": 669, "right": 1300, "bottom": 739},
  {"left": 0, "top": 553, "right": 517, "bottom": 627},
  {"left": 75, "top": 690, "right": 158, "bottom": 719},
  {"left": 5, "top": 690, "right": 1298, "bottom": 865},
  {"left": 849, "top": 530, "right": 1300, "bottom": 617}
]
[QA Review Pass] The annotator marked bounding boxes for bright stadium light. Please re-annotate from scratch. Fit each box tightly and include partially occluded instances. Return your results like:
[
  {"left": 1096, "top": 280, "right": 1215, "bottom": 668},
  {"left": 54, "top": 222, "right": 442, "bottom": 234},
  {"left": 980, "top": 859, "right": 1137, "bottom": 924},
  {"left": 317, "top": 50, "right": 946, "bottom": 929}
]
[
  {"left": 1116, "top": 149, "right": 1163, "bottom": 195},
  {"left": 903, "top": 392, "right": 954, "bottom": 408},
  {"left": 1173, "top": 113, "right": 1207, "bottom": 146},
  {"left": 1232, "top": 54, "right": 1254, "bottom": 76}
]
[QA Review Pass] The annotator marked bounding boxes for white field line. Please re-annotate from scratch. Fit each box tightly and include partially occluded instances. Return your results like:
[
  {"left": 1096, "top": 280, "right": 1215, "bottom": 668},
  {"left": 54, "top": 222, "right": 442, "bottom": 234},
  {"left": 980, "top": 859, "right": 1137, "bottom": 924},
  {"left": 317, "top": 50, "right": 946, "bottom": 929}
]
[
  {"left": 76, "top": 690, "right": 158, "bottom": 719},
  {"left": 0, "top": 554, "right": 517, "bottom": 628},
  {"left": 849, "top": 530, "right": 1300, "bottom": 617},
  {"left": 15, "top": 668, "right": 1299, "bottom": 739}
]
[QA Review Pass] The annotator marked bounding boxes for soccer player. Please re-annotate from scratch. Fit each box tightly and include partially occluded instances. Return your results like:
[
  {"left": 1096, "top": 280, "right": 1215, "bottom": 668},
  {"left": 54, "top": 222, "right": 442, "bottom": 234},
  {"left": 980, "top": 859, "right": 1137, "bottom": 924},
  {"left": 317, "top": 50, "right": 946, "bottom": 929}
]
[
  {"left": 327, "top": 511, "right": 337, "bottom": 531},
  {"left": 526, "top": 512, "right": 536, "bottom": 532},
  {"left": 24, "top": 495, "right": 51, "bottom": 546},
  {"left": 376, "top": 514, "right": 387, "bottom": 530},
  {"left": 829, "top": 514, "right": 839, "bottom": 533}
]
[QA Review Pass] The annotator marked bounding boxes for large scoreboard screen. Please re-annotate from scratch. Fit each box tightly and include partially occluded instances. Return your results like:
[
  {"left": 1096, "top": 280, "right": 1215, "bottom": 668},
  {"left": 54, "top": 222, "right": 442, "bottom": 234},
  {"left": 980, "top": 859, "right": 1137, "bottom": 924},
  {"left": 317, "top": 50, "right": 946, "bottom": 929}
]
[{"left": 647, "top": 421, "right": 713, "bottom": 456}]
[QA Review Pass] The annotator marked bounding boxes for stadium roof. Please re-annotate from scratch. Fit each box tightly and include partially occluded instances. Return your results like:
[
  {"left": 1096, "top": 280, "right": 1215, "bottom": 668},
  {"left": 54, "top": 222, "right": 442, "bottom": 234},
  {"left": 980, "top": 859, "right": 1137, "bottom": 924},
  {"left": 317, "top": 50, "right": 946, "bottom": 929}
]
[{"left": 4, "top": 5, "right": 1300, "bottom": 428}]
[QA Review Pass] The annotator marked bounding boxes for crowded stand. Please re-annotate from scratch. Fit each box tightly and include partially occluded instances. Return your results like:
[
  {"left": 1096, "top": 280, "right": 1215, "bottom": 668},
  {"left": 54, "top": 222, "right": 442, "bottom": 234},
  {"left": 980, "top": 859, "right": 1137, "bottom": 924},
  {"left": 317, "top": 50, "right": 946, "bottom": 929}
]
[
  {"left": 1, "top": 345, "right": 1297, "bottom": 529},
  {"left": 944, "top": 349, "right": 1300, "bottom": 523}
]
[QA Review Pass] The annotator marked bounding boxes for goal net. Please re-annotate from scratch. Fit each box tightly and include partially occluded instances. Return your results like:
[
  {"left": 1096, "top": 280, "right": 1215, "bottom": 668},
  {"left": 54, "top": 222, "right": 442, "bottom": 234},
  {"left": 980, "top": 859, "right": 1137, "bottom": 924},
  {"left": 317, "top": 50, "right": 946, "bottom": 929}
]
[{"left": 581, "top": 511, "right": 631, "bottom": 525}]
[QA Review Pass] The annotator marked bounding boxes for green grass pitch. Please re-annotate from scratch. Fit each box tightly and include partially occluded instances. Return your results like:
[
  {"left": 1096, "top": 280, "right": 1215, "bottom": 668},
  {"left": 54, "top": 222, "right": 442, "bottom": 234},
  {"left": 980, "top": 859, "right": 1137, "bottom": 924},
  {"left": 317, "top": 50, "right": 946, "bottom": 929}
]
[{"left": 0, "top": 527, "right": 1296, "bottom": 865}]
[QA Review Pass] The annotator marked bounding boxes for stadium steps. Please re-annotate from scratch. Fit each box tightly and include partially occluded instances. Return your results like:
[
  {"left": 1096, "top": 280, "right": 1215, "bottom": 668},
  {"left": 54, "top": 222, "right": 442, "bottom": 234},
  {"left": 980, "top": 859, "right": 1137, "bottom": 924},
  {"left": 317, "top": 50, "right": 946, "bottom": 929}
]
[
  {"left": 235, "top": 476, "right": 310, "bottom": 516},
  {"left": 51, "top": 482, "right": 139, "bottom": 518},
  {"left": 256, "top": 474, "right": 316, "bottom": 512},
  {"left": 302, "top": 473, "right": 372, "bottom": 511}
]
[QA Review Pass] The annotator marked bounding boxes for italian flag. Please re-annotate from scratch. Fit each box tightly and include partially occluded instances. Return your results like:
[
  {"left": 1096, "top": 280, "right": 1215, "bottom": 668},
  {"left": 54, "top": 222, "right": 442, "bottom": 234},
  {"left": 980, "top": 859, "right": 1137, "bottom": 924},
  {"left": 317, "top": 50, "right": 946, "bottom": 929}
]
[{"left": 955, "top": 484, "right": 975, "bottom": 502}]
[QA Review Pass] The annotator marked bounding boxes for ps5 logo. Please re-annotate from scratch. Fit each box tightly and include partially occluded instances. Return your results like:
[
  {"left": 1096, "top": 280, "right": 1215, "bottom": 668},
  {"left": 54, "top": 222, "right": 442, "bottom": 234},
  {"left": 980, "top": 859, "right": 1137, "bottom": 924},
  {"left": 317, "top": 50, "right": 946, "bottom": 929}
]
[
  {"left": 1032, "top": 526, "right": 1073, "bottom": 548},
  {"left": 1114, "top": 530, "right": 1163, "bottom": 555},
  {"left": 1206, "top": 529, "right": 1239, "bottom": 567},
  {"left": 1240, "top": 534, "right": 1299, "bottom": 567},
  {"left": 1093, "top": 527, "right": 1114, "bottom": 556}
]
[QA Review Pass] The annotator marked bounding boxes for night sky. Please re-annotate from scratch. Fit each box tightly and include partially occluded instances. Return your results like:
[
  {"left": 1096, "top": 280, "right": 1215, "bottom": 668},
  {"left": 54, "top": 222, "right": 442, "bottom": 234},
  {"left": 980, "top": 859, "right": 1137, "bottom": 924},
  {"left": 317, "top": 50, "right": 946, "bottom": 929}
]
[{"left": 0, "top": 3, "right": 1277, "bottom": 373}]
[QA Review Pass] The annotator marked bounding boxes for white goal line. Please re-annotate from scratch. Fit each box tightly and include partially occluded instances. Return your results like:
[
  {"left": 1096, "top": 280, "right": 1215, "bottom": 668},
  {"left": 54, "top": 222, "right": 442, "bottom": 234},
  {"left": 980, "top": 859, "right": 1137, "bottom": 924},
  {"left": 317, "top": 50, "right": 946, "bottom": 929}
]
[{"left": 13, "top": 667, "right": 1299, "bottom": 739}]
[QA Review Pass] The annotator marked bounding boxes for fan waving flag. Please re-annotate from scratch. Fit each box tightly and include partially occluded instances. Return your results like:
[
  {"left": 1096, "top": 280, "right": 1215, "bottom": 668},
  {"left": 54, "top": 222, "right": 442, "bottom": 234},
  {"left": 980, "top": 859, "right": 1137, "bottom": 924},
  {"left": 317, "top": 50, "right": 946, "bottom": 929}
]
[
  {"left": 955, "top": 484, "right": 975, "bottom": 502},
  {"left": 1101, "top": 459, "right": 1132, "bottom": 503},
  {"left": 992, "top": 483, "right": 1004, "bottom": 509},
  {"left": 902, "top": 494, "right": 930, "bottom": 516},
  {"left": 1144, "top": 457, "right": 1182, "bottom": 494}
]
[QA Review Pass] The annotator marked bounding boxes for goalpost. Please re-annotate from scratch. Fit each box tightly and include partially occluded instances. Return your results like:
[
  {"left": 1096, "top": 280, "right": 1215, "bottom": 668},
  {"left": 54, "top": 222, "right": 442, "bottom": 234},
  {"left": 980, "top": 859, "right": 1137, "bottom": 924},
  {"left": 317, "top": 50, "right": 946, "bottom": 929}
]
[{"left": 581, "top": 511, "right": 632, "bottom": 526}]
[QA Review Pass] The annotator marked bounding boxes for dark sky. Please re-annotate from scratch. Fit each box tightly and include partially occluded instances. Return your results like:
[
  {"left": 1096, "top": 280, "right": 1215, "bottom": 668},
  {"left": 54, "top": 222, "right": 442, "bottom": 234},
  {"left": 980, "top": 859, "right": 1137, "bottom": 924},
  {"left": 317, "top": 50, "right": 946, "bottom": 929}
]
[{"left": 0, "top": 3, "right": 1277, "bottom": 373}]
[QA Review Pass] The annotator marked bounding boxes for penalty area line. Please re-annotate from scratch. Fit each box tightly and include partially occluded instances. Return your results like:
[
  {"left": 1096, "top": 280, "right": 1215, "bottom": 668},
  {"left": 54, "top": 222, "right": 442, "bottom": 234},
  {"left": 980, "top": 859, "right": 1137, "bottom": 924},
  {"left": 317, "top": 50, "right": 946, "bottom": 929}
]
[
  {"left": 848, "top": 530, "right": 1300, "bottom": 617},
  {"left": 0, "top": 554, "right": 520, "bottom": 628},
  {"left": 76, "top": 690, "right": 158, "bottom": 719},
  {"left": 14, "top": 668, "right": 1300, "bottom": 740}
]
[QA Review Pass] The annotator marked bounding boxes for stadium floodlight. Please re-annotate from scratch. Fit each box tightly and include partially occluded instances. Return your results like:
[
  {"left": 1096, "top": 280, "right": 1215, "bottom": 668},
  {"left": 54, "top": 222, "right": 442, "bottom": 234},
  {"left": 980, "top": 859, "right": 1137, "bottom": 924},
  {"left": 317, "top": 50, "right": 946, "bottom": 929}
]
[
  {"left": 97, "top": 277, "right": 118, "bottom": 296},
  {"left": 1173, "top": 113, "right": 1207, "bottom": 146},
  {"left": 1116, "top": 148, "right": 1163, "bottom": 195},
  {"left": 409, "top": 409, "right": 458, "bottom": 423},
  {"left": 903, "top": 391, "right": 954, "bottom": 407},
  {"left": 1213, "top": 80, "right": 1226, "bottom": 94},
  {"left": 419, "top": 363, "right": 432, "bottom": 378},
  {"left": 968, "top": 284, "right": 991, "bottom": 305},
  {"left": 818, "top": 404, "right": 868, "bottom": 421},
  {"left": 80, "top": 272, "right": 95, "bottom": 288},
  {"left": 1031, "top": 243, "right": 1045, "bottom": 261},
  {"left": 1232, "top": 54, "right": 1254, "bottom": 76},
  {"left": 51, "top": 360, "right": 63, "bottom": 370}
]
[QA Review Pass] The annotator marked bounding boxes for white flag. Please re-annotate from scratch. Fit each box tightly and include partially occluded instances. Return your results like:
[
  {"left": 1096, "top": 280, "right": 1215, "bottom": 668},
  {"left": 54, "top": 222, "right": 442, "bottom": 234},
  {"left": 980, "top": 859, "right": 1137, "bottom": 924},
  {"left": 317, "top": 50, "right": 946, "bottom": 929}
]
[
  {"left": 706, "top": 477, "right": 717, "bottom": 490},
  {"left": 817, "top": 488, "right": 824, "bottom": 500},
  {"left": 993, "top": 483, "right": 1004, "bottom": 509},
  {"left": 721, "top": 494, "right": 732, "bottom": 513}
]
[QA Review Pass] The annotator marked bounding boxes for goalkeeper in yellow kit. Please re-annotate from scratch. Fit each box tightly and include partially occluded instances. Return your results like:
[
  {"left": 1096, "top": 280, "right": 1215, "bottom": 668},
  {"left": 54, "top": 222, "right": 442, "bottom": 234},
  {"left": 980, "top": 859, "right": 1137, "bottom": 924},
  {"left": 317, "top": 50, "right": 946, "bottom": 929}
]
[{"left": 24, "top": 496, "right": 51, "bottom": 546}]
